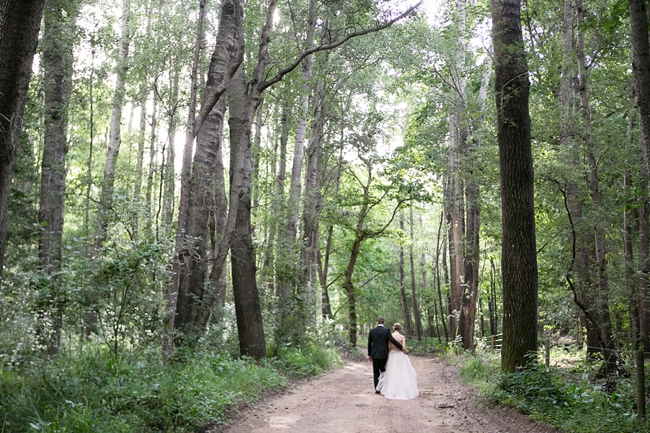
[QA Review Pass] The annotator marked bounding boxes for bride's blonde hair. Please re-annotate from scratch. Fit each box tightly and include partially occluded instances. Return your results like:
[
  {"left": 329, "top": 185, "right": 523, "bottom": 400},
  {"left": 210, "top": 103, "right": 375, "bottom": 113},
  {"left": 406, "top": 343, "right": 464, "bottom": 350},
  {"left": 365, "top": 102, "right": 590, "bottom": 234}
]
[{"left": 393, "top": 323, "right": 402, "bottom": 332}]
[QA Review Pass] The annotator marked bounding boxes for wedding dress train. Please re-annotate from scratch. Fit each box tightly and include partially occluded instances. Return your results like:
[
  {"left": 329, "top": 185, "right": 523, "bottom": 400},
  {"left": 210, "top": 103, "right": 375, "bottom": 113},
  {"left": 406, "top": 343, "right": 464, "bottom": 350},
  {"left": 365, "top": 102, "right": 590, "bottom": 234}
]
[{"left": 376, "top": 349, "right": 419, "bottom": 400}]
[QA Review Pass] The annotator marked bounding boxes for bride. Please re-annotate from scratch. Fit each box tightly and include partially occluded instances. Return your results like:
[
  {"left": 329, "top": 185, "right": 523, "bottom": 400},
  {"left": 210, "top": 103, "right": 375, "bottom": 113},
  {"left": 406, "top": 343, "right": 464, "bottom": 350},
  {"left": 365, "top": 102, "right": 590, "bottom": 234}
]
[{"left": 376, "top": 323, "right": 419, "bottom": 399}]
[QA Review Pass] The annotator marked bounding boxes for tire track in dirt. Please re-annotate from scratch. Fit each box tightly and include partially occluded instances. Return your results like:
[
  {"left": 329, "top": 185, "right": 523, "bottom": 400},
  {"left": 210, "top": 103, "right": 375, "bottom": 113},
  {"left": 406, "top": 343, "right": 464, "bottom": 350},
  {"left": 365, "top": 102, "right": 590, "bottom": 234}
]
[{"left": 216, "top": 355, "right": 561, "bottom": 433}]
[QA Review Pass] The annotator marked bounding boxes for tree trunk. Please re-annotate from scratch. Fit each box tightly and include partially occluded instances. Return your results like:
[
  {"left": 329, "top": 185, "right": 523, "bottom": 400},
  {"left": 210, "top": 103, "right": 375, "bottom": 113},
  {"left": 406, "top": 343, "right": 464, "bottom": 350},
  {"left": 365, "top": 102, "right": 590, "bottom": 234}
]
[
  {"left": 344, "top": 165, "right": 373, "bottom": 346},
  {"left": 199, "top": 121, "right": 229, "bottom": 331},
  {"left": 409, "top": 205, "right": 423, "bottom": 340},
  {"left": 163, "top": 67, "right": 179, "bottom": 230},
  {"left": 299, "top": 74, "right": 326, "bottom": 331},
  {"left": 628, "top": 0, "right": 650, "bottom": 355},
  {"left": 93, "top": 0, "right": 131, "bottom": 251},
  {"left": 144, "top": 87, "right": 158, "bottom": 234},
  {"left": 625, "top": 101, "right": 640, "bottom": 341},
  {"left": 37, "top": 0, "right": 77, "bottom": 356},
  {"left": 446, "top": 120, "right": 464, "bottom": 341},
  {"left": 399, "top": 213, "right": 413, "bottom": 336},
  {"left": 260, "top": 106, "right": 288, "bottom": 296},
  {"left": 319, "top": 134, "right": 343, "bottom": 320},
  {"left": 0, "top": 0, "right": 46, "bottom": 279},
  {"left": 435, "top": 212, "right": 449, "bottom": 342},
  {"left": 228, "top": 65, "right": 266, "bottom": 358},
  {"left": 491, "top": 0, "right": 538, "bottom": 372},
  {"left": 163, "top": 0, "right": 207, "bottom": 360},
  {"left": 276, "top": 0, "right": 318, "bottom": 341},
  {"left": 575, "top": 0, "right": 618, "bottom": 373},
  {"left": 173, "top": 0, "right": 240, "bottom": 338}
]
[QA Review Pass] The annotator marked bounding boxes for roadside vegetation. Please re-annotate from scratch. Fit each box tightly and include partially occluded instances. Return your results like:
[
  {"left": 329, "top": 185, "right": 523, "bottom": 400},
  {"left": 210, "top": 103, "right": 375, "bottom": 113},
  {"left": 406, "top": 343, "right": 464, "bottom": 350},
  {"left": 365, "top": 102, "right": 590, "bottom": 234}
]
[
  {"left": 451, "top": 345, "right": 650, "bottom": 433},
  {"left": 0, "top": 338, "right": 342, "bottom": 433}
]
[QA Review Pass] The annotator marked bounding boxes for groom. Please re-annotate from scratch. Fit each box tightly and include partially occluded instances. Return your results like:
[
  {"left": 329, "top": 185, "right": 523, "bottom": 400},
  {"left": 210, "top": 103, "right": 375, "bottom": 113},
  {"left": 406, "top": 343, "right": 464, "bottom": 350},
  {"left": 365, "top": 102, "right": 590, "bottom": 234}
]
[{"left": 368, "top": 316, "right": 403, "bottom": 393}]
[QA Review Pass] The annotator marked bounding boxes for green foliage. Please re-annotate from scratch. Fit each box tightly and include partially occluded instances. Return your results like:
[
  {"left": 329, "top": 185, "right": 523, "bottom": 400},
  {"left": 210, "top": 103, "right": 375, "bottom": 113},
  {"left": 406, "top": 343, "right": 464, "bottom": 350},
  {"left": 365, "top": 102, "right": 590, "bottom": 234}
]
[
  {"left": 270, "top": 342, "right": 342, "bottom": 378},
  {"left": 0, "top": 341, "right": 342, "bottom": 433},
  {"left": 457, "top": 352, "right": 650, "bottom": 433}
]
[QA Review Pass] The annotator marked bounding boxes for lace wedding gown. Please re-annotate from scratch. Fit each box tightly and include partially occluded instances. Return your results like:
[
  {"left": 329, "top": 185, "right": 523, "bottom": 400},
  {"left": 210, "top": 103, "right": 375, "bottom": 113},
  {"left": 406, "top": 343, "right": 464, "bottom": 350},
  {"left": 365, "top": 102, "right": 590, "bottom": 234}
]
[{"left": 376, "top": 333, "right": 419, "bottom": 400}]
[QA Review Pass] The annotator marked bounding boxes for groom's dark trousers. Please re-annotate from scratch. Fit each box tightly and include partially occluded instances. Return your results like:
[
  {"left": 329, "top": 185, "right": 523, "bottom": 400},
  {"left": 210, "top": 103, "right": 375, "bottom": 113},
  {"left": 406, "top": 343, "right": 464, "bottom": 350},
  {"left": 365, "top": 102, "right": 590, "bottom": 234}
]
[{"left": 368, "top": 325, "right": 403, "bottom": 390}]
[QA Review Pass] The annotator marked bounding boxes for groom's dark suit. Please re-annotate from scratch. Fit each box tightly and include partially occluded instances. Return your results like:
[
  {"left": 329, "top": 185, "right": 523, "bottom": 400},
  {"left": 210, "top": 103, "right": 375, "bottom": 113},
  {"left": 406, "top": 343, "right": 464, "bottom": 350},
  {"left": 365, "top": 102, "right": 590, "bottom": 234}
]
[{"left": 368, "top": 324, "right": 403, "bottom": 391}]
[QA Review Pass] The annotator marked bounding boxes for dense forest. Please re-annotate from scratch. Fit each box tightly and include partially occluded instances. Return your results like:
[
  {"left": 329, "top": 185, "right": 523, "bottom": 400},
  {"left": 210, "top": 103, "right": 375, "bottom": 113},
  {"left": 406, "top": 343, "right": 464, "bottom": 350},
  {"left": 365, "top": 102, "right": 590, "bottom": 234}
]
[{"left": 2, "top": 0, "right": 650, "bottom": 431}]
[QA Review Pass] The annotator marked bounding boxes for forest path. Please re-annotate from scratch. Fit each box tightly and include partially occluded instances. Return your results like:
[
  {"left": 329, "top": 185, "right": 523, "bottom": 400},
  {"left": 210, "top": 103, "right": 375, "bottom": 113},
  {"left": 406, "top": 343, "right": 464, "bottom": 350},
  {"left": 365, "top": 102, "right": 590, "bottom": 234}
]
[{"left": 216, "top": 354, "right": 561, "bottom": 433}]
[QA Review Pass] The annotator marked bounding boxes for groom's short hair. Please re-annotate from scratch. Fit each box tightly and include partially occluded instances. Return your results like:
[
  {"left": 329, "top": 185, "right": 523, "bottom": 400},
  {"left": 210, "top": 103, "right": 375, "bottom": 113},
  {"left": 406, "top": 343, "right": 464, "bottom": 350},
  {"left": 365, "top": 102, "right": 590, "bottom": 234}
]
[{"left": 377, "top": 317, "right": 385, "bottom": 324}]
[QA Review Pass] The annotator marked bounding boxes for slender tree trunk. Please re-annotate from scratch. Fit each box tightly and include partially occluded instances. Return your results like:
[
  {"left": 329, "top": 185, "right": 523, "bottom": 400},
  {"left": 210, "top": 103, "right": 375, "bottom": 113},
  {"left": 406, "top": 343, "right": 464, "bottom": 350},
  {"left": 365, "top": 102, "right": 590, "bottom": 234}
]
[
  {"left": 344, "top": 236, "right": 363, "bottom": 346},
  {"left": 163, "top": 67, "right": 179, "bottom": 230},
  {"left": 93, "top": 0, "right": 131, "bottom": 251},
  {"left": 133, "top": 89, "right": 147, "bottom": 236},
  {"left": 0, "top": 0, "right": 46, "bottom": 279},
  {"left": 491, "top": 0, "right": 538, "bottom": 372},
  {"left": 145, "top": 88, "right": 158, "bottom": 233},
  {"left": 299, "top": 74, "right": 326, "bottom": 331},
  {"left": 625, "top": 101, "right": 639, "bottom": 341},
  {"left": 399, "top": 213, "right": 413, "bottom": 336},
  {"left": 276, "top": 0, "right": 318, "bottom": 340},
  {"left": 251, "top": 98, "right": 263, "bottom": 221},
  {"left": 200, "top": 120, "right": 228, "bottom": 331},
  {"left": 576, "top": 0, "right": 618, "bottom": 373},
  {"left": 489, "top": 257, "right": 497, "bottom": 335},
  {"left": 163, "top": 0, "right": 206, "bottom": 359},
  {"left": 435, "top": 211, "right": 449, "bottom": 342},
  {"left": 628, "top": 0, "right": 650, "bottom": 355},
  {"left": 261, "top": 107, "right": 288, "bottom": 296},
  {"left": 409, "top": 205, "right": 423, "bottom": 340},
  {"left": 37, "top": 0, "right": 77, "bottom": 355},
  {"left": 319, "top": 134, "right": 343, "bottom": 320}
]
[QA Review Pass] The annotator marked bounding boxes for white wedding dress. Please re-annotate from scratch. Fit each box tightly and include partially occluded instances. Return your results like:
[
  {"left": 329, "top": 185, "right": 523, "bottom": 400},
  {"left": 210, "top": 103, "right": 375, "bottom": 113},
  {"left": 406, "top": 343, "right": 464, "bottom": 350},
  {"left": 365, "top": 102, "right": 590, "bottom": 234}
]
[{"left": 376, "top": 337, "right": 419, "bottom": 400}]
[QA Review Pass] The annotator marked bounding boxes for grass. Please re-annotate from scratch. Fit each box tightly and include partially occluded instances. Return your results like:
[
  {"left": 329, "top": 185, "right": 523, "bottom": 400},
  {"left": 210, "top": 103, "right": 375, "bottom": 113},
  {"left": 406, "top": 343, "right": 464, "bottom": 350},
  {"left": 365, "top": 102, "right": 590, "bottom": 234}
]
[
  {"left": 0, "top": 342, "right": 341, "bottom": 432},
  {"left": 450, "top": 349, "right": 650, "bottom": 433}
]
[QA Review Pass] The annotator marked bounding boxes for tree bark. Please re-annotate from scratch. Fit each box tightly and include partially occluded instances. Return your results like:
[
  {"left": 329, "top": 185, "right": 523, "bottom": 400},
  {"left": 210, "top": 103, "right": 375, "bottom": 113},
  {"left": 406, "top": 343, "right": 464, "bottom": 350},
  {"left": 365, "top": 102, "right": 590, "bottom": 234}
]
[
  {"left": 491, "top": 0, "right": 538, "bottom": 372},
  {"left": 435, "top": 211, "right": 449, "bottom": 342},
  {"left": 276, "top": 0, "right": 318, "bottom": 341},
  {"left": 628, "top": 0, "right": 650, "bottom": 355},
  {"left": 575, "top": 0, "right": 617, "bottom": 372},
  {"left": 228, "top": 65, "right": 266, "bottom": 358},
  {"left": 399, "top": 213, "right": 413, "bottom": 336},
  {"left": 0, "top": 0, "right": 46, "bottom": 279},
  {"left": 163, "top": 67, "right": 179, "bottom": 230},
  {"left": 625, "top": 101, "right": 639, "bottom": 341},
  {"left": 173, "top": 0, "right": 240, "bottom": 338},
  {"left": 93, "top": 0, "right": 131, "bottom": 251},
  {"left": 299, "top": 73, "right": 327, "bottom": 331},
  {"left": 37, "top": 0, "right": 78, "bottom": 356},
  {"left": 163, "top": 0, "right": 207, "bottom": 359},
  {"left": 409, "top": 205, "right": 423, "bottom": 340}
]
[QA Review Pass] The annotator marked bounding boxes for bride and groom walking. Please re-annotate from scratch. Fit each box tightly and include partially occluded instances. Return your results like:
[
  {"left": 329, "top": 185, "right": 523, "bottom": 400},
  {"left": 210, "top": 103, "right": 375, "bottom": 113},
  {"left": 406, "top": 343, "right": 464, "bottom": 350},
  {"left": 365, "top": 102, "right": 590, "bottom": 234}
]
[{"left": 367, "top": 317, "right": 419, "bottom": 400}]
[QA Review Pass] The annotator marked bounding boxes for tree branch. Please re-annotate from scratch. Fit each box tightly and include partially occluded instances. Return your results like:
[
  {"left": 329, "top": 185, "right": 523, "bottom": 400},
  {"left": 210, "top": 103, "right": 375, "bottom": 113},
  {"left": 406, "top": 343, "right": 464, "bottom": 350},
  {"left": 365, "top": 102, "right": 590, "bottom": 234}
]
[{"left": 259, "top": 0, "right": 423, "bottom": 91}]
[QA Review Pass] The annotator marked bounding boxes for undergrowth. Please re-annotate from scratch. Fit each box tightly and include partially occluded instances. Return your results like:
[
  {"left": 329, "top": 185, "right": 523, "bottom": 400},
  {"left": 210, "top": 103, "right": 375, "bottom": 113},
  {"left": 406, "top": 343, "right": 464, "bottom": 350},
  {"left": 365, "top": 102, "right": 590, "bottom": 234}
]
[
  {"left": 0, "top": 343, "right": 340, "bottom": 432},
  {"left": 454, "top": 350, "right": 650, "bottom": 433}
]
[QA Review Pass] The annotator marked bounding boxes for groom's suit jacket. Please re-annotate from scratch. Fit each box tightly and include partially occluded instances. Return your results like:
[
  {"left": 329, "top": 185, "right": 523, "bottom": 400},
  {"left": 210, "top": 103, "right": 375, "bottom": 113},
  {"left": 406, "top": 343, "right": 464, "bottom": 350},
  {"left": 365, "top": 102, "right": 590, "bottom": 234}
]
[{"left": 368, "top": 325, "right": 403, "bottom": 359}]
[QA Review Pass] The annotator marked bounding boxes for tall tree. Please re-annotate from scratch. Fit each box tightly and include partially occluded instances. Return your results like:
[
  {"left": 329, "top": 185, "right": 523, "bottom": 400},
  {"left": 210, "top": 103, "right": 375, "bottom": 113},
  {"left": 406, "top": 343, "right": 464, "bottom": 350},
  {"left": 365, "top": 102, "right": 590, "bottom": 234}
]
[
  {"left": 398, "top": 212, "right": 413, "bottom": 336},
  {"left": 628, "top": 0, "right": 650, "bottom": 354},
  {"left": 172, "top": 0, "right": 242, "bottom": 339},
  {"left": 0, "top": 0, "right": 46, "bottom": 279},
  {"left": 37, "top": 0, "right": 79, "bottom": 355},
  {"left": 93, "top": 0, "right": 131, "bottom": 251},
  {"left": 409, "top": 205, "right": 423, "bottom": 340},
  {"left": 491, "top": 0, "right": 538, "bottom": 372}
]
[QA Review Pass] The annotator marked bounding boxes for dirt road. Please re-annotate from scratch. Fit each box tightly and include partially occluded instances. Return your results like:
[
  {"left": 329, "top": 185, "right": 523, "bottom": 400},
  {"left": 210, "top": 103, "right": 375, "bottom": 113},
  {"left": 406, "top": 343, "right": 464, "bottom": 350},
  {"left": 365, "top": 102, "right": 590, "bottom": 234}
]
[{"left": 218, "top": 354, "right": 561, "bottom": 433}]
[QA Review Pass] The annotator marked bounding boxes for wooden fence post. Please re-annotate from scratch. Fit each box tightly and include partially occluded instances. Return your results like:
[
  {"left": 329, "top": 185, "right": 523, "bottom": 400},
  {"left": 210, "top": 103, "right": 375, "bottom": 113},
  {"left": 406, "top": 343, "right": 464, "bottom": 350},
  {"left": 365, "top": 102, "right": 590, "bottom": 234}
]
[
  {"left": 545, "top": 338, "right": 550, "bottom": 367},
  {"left": 637, "top": 350, "right": 646, "bottom": 419},
  {"left": 491, "top": 335, "right": 495, "bottom": 351}
]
